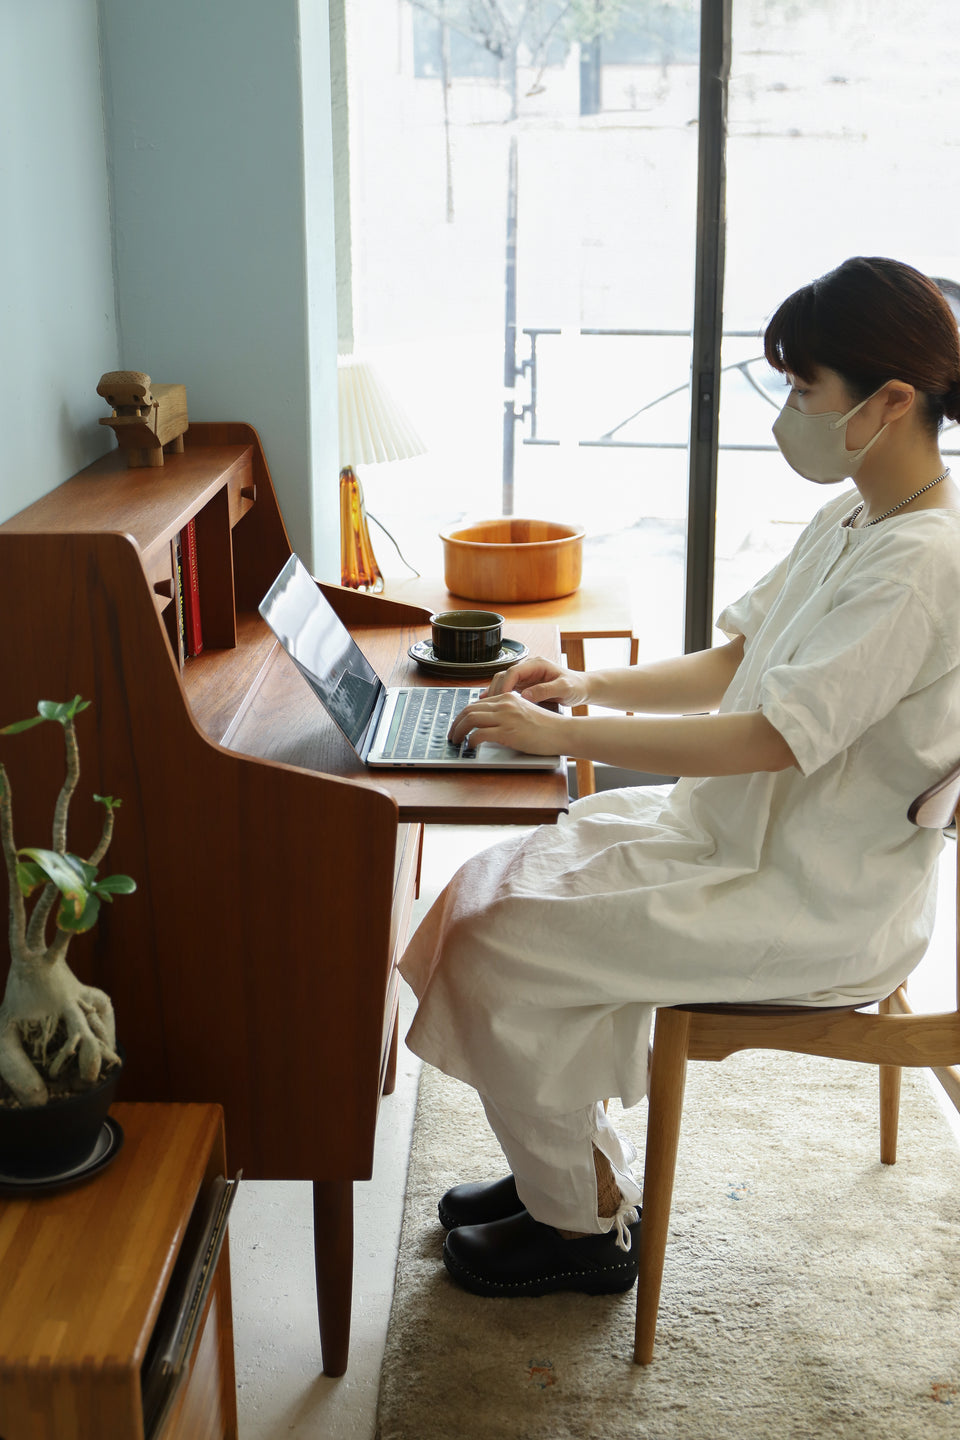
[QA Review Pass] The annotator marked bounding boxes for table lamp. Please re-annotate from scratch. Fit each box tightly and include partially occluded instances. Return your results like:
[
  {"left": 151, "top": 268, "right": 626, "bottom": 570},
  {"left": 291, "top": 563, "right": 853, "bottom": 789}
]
[{"left": 338, "top": 355, "right": 426, "bottom": 592}]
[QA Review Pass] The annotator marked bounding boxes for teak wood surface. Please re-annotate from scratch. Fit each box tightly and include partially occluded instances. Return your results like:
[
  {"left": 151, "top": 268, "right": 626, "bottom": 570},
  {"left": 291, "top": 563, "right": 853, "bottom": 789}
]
[
  {"left": 0, "top": 424, "right": 566, "bottom": 1377},
  {"left": 0, "top": 1102, "right": 236, "bottom": 1440},
  {"left": 230, "top": 613, "right": 569, "bottom": 825},
  {"left": 438, "top": 517, "right": 584, "bottom": 603}
]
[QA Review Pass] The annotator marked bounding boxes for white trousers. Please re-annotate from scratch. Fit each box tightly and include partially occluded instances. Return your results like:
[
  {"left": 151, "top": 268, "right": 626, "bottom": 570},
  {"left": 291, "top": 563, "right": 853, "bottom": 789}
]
[{"left": 479, "top": 1092, "right": 644, "bottom": 1236}]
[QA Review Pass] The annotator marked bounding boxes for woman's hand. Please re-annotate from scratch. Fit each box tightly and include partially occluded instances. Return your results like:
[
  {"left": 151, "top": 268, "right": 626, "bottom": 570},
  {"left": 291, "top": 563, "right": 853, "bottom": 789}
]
[
  {"left": 482, "top": 655, "right": 590, "bottom": 707},
  {"left": 448, "top": 690, "right": 566, "bottom": 755}
]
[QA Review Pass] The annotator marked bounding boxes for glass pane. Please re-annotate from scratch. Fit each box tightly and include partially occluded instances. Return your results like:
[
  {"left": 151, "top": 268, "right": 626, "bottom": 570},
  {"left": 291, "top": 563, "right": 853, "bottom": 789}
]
[
  {"left": 715, "top": 0, "right": 960, "bottom": 632},
  {"left": 346, "top": 0, "right": 700, "bottom": 661}
]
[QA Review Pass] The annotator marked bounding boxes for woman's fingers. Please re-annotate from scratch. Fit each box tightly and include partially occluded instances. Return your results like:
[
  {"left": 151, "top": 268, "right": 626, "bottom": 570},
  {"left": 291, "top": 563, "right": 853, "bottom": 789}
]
[
  {"left": 484, "top": 658, "right": 548, "bottom": 695},
  {"left": 449, "top": 698, "right": 496, "bottom": 744},
  {"left": 517, "top": 679, "right": 570, "bottom": 704},
  {"left": 483, "top": 656, "right": 582, "bottom": 703},
  {"left": 448, "top": 692, "right": 563, "bottom": 755}
]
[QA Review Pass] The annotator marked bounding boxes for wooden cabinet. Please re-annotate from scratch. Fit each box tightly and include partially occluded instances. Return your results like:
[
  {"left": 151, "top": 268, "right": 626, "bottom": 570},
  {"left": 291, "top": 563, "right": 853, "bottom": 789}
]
[
  {"left": 0, "top": 1104, "right": 236, "bottom": 1440},
  {"left": 0, "top": 425, "right": 429, "bottom": 1375}
]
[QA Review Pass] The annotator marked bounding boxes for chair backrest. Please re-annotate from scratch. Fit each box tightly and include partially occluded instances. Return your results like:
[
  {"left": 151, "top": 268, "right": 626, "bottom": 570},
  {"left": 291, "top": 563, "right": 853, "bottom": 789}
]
[{"left": 908, "top": 760, "right": 960, "bottom": 829}]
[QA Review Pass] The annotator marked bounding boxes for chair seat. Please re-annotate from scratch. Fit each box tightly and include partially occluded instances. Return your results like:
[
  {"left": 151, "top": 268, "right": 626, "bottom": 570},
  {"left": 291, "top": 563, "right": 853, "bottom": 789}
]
[{"left": 679, "top": 1001, "right": 860, "bottom": 1016}]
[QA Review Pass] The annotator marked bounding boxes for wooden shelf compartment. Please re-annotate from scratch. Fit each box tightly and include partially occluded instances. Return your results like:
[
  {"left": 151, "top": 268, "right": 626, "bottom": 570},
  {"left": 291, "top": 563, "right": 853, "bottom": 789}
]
[{"left": 183, "top": 611, "right": 281, "bottom": 746}]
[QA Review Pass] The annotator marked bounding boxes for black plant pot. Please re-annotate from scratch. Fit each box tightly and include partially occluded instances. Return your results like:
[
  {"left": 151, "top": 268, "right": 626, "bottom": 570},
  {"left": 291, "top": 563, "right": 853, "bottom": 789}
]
[{"left": 0, "top": 1055, "right": 123, "bottom": 1180}]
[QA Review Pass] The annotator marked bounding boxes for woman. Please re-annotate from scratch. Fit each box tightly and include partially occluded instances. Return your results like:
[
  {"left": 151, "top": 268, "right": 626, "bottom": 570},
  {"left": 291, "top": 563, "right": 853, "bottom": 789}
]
[{"left": 399, "top": 257, "right": 960, "bottom": 1299}]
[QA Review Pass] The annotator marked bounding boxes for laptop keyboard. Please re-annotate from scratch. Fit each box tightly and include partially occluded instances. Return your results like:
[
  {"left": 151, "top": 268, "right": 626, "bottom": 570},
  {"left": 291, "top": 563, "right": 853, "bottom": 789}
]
[{"left": 380, "top": 686, "right": 483, "bottom": 761}]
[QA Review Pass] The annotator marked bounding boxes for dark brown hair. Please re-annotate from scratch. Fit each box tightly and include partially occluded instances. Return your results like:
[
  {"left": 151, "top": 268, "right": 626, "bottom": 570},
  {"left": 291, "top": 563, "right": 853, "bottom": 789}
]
[{"left": 764, "top": 257, "right": 960, "bottom": 430}]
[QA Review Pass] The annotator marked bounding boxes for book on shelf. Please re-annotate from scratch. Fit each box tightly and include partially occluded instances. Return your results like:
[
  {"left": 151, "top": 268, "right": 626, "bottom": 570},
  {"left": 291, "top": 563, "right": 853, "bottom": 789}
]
[
  {"left": 171, "top": 531, "right": 186, "bottom": 668},
  {"left": 180, "top": 518, "right": 204, "bottom": 657}
]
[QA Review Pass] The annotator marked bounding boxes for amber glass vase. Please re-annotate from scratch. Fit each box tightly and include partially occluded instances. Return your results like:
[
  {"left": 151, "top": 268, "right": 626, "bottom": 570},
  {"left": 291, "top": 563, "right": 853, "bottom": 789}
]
[{"left": 339, "top": 465, "right": 384, "bottom": 592}]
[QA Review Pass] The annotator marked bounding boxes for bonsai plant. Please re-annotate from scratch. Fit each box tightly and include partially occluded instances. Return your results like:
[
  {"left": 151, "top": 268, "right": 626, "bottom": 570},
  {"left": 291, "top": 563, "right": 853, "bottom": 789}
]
[{"left": 0, "top": 696, "right": 135, "bottom": 1117}]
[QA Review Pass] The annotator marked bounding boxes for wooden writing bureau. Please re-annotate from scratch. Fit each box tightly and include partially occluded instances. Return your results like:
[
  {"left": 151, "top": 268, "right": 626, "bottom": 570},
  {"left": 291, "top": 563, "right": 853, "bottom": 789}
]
[{"left": 0, "top": 424, "right": 567, "bottom": 1376}]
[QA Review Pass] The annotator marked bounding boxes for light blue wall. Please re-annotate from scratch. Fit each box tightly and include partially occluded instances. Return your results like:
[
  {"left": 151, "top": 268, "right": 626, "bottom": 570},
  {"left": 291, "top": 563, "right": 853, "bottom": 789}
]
[
  {"left": 98, "top": 0, "right": 340, "bottom": 578},
  {"left": 0, "top": 1, "right": 120, "bottom": 524},
  {"left": 301, "top": 0, "right": 342, "bottom": 554}
]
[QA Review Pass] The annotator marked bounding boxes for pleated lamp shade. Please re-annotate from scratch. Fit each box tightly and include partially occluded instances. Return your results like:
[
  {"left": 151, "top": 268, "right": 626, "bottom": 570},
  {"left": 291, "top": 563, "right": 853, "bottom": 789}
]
[
  {"left": 336, "top": 355, "right": 426, "bottom": 592},
  {"left": 337, "top": 355, "right": 426, "bottom": 469}
]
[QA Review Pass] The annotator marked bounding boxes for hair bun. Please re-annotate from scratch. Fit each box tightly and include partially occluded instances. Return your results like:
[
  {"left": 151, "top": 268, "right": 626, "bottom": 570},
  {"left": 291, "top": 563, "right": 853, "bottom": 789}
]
[{"left": 944, "top": 378, "right": 960, "bottom": 419}]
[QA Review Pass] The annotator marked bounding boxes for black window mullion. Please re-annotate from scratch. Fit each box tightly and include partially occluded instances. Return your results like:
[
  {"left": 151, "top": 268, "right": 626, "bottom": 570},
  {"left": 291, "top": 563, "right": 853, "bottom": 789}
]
[{"left": 684, "top": 0, "right": 732, "bottom": 654}]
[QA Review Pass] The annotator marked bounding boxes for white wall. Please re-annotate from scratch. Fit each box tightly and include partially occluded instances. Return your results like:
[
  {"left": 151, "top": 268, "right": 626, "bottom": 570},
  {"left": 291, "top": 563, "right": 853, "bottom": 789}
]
[
  {"left": 98, "top": 0, "right": 340, "bottom": 579},
  {"left": 0, "top": 1, "right": 120, "bottom": 524}
]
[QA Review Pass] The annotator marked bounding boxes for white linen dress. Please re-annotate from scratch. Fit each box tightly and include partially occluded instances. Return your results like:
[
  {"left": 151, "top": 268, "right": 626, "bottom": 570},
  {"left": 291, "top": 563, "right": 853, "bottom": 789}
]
[{"left": 400, "top": 490, "right": 960, "bottom": 1235}]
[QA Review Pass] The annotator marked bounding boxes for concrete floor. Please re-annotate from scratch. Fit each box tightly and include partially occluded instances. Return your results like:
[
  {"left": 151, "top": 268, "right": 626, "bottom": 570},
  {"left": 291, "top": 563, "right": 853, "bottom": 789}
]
[{"left": 228, "top": 826, "right": 960, "bottom": 1440}]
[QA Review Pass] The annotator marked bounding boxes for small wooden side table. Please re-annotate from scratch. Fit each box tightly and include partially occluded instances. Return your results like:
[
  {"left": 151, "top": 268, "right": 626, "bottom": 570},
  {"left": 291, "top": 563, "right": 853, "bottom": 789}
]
[
  {"left": 0, "top": 1103, "right": 237, "bottom": 1440},
  {"left": 384, "top": 576, "right": 638, "bottom": 797}
]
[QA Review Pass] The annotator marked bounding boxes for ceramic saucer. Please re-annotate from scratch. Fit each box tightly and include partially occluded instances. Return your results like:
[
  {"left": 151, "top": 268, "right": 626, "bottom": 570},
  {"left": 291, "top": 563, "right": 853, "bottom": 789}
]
[
  {"left": 408, "top": 638, "right": 529, "bottom": 678},
  {"left": 0, "top": 1116, "right": 125, "bottom": 1196}
]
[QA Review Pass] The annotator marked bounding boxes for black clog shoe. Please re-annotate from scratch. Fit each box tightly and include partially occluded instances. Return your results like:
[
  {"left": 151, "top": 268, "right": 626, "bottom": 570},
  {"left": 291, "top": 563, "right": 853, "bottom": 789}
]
[
  {"left": 438, "top": 1174, "right": 525, "bottom": 1230},
  {"left": 442, "top": 1209, "right": 641, "bottom": 1298}
]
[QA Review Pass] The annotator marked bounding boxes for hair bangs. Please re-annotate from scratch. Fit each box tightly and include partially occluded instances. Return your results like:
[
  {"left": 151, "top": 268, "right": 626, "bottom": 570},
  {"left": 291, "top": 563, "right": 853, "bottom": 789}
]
[{"left": 763, "top": 285, "right": 820, "bottom": 383}]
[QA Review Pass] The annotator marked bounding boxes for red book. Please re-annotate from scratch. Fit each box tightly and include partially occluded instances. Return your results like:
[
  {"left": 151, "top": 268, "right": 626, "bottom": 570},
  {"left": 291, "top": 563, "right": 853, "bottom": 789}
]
[{"left": 180, "top": 519, "right": 204, "bottom": 657}]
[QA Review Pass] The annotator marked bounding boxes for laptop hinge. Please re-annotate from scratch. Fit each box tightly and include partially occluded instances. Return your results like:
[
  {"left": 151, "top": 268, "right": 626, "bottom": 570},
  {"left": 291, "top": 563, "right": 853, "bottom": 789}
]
[{"left": 359, "top": 685, "right": 391, "bottom": 762}]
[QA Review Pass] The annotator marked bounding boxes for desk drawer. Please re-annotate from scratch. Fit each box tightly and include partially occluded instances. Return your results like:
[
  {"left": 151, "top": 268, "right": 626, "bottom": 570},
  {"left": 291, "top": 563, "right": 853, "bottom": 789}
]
[{"left": 226, "top": 449, "right": 255, "bottom": 527}]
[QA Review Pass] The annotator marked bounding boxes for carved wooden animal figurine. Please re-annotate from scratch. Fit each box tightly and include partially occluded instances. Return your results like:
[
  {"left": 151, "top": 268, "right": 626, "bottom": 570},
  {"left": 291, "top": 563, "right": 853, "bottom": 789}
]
[{"left": 97, "top": 370, "right": 188, "bottom": 468}]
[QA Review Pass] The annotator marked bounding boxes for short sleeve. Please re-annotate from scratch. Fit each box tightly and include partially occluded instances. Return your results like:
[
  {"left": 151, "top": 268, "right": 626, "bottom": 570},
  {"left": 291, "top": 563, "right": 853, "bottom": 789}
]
[
  {"left": 759, "top": 577, "right": 947, "bottom": 777},
  {"left": 716, "top": 549, "right": 794, "bottom": 644}
]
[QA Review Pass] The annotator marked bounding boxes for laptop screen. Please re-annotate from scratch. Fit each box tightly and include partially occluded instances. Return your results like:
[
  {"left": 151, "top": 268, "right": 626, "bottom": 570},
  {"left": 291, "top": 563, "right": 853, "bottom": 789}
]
[{"left": 259, "top": 554, "right": 384, "bottom": 752}]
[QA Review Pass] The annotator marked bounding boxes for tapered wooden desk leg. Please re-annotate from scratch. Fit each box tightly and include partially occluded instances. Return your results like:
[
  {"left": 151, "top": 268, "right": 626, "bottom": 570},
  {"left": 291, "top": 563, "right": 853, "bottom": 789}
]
[
  {"left": 384, "top": 1013, "right": 400, "bottom": 1095},
  {"left": 313, "top": 1179, "right": 354, "bottom": 1377}
]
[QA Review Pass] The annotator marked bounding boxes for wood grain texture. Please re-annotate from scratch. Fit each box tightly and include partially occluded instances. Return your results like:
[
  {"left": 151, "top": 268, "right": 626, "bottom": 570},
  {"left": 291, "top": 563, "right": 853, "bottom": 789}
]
[
  {"left": 227, "top": 619, "right": 569, "bottom": 825},
  {"left": 1, "top": 442, "right": 252, "bottom": 563},
  {"left": 0, "top": 439, "right": 400, "bottom": 1180},
  {"left": 440, "top": 518, "right": 584, "bottom": 602},
  {"left": 0, "top": 427, "right": 565, "bottom": 1374},
  {"left": 0, "top": 1103, "right": 236, "bottom": 1440}
]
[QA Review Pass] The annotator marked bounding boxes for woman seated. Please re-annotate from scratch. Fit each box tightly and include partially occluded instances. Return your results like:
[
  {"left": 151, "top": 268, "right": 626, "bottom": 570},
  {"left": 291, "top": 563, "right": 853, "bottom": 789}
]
[{"left": 400, "top": 256, "right": 960, "bottom": 1298}]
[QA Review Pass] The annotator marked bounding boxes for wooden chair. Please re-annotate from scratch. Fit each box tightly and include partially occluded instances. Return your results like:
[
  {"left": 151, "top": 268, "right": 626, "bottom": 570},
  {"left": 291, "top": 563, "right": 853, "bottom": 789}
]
[{"left": 634, "top": 761, "right": 960, "bottom": 1364}]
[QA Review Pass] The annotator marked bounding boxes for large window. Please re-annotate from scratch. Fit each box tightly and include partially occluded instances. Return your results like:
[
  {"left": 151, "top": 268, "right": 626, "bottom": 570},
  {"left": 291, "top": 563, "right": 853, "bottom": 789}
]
[
  {"left": 345, "top": 0, "right": 960, "bottom": 654},
  {"left": 714, "top": 0, "right": 960, "bottom": 624},
  {"left": 345, "top": 0, "right": 700, "bottom": 659}
]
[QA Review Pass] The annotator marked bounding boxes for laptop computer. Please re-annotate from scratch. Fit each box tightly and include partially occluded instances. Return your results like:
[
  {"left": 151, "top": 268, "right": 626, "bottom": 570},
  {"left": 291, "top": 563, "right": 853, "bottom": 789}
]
[{"left": 258, "top": 554, "right": 561, "bottom": 770}]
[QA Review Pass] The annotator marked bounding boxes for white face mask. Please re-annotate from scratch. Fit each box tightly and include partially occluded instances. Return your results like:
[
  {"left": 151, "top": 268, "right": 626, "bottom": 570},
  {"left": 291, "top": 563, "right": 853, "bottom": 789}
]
[{"left": 772, "top": 386, "right": 888, "bottom": 483}]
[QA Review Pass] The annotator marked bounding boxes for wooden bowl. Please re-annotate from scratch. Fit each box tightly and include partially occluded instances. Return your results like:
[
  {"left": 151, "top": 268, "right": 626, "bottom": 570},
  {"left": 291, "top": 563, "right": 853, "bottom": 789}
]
[{"left": 440, "top": 519, "right": 585, "bottom": 602}]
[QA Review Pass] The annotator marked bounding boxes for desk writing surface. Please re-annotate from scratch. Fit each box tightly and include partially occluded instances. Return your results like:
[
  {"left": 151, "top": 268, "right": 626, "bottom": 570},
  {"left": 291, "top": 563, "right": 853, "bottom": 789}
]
[{"left": 228, "top": 618, "right": 569, "bottom": 826}]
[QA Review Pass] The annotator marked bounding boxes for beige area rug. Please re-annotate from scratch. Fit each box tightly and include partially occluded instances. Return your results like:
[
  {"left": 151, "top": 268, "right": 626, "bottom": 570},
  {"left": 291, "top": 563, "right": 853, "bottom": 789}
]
[{"left": 377, "top": 1051, "right": 960, "bottom": 1440}]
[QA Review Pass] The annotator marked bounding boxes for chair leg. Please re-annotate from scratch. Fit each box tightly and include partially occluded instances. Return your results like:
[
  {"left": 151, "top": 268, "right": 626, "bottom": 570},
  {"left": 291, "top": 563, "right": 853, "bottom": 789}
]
[
  {"left": 878, "top": 997, "right": 902, "bottom": 1165},
  {"left": 634, "top": 1008, "right": 692, "bottom": 1365},
  {"left": 313, "top": 1179, "right": 354, "bottom": 1377}
]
